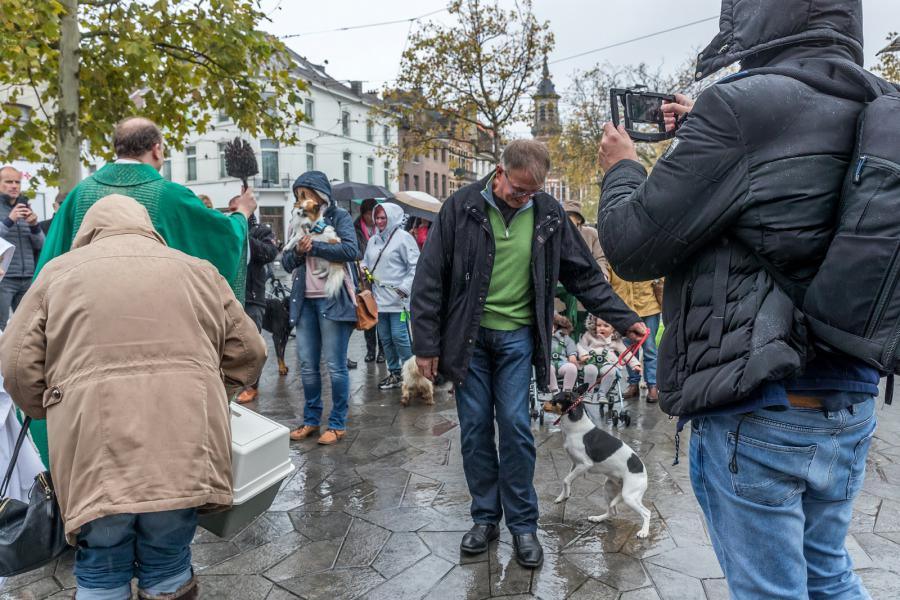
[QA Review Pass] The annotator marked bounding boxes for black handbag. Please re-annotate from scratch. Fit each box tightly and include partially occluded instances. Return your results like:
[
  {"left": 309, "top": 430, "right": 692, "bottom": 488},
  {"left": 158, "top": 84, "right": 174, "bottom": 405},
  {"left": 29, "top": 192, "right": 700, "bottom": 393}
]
[{"left": 0, "top": 416, "right": 68, "bottom": 577}]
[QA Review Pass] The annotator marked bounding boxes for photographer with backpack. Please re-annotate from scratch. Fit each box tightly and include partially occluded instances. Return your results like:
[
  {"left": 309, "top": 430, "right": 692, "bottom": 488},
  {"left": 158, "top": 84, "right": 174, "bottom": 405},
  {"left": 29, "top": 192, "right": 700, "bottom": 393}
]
[{"left": 598, "top": 1, "right": 898, "bottom": 598}]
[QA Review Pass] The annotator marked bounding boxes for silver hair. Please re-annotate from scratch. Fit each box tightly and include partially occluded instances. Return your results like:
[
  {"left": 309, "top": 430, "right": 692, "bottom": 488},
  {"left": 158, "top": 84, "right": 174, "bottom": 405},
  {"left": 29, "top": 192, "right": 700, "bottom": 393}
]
[{"left": 501, "top": 139, "right": 550, "bottom": 185}]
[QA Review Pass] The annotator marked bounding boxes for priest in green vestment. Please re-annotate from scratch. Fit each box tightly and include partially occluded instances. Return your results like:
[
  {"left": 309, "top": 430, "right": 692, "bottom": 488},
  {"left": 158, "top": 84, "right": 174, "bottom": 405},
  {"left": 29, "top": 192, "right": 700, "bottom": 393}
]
[{"left": 30, "top": 117, "right": 257, "bottom": 465}]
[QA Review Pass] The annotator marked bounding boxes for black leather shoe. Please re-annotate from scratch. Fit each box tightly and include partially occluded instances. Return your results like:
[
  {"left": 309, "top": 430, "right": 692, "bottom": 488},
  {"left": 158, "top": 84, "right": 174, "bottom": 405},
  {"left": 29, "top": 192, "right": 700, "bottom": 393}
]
[
  {"left": 512, "top": 533, "right": 543, "bottom": 568},
  {"left": 365, "top": 353, "right": 376, "bottom": 363},
  {"left": 347, "top": 359, "right": 357, "bottom": 370},
  {"left": 376, "top": 353, "right": 385, "bottom": 363},
  {"left": 460, "top": 523, "right": 499, "bottom": 554}
]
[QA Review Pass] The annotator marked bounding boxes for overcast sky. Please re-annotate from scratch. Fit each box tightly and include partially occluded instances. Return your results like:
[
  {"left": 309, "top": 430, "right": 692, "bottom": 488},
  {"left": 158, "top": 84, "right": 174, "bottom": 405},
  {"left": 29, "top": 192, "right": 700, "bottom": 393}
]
[{"left": 260, "top": 0, "right": 897, "bottom": 133}]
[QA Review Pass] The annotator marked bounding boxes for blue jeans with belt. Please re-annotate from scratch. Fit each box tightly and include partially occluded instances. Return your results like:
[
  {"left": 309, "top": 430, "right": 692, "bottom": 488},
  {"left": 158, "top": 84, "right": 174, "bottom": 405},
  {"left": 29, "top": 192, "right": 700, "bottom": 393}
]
[
  {"left": 455, "top": 326, "right": 538, "bottom": 534},
  {"left": 74, "top": 509, "right": 197, "bottom": 600},
  {"left": 690, "top": 394, "right": 875, "bottom": 600}
]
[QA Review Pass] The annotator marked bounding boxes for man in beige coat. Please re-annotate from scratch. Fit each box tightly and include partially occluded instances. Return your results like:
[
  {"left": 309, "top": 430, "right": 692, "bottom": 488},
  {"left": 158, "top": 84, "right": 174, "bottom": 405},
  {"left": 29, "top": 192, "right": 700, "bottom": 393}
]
[{"left": 0, "top": 195, "right": 266, "bottom": 600}]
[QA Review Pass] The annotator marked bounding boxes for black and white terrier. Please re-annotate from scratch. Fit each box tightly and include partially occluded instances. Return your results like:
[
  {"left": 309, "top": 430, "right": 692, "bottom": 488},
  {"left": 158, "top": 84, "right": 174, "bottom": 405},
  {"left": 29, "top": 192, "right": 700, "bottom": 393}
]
[{"left": 543, "top": 384, "right": 651, "bottom": 538}]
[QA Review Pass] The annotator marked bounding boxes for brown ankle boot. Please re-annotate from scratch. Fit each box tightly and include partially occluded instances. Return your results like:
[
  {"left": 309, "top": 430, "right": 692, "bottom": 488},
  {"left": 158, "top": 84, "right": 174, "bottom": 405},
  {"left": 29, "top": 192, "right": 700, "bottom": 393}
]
[
  {"left": 623, "top": 384, "right": 640, "bottom": 399},
  {"left": 289, "top": 425, "right": 320, "bottom": 441},
  {"left": 138, "top": 575, "right": 198, "bottom": 600}
]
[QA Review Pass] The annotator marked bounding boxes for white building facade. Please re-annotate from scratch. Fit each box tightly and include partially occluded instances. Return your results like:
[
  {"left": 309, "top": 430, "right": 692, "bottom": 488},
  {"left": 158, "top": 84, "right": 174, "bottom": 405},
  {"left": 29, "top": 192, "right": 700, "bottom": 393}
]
[{"left": 166, "top": 53, "right": 398, "bottom": 242}]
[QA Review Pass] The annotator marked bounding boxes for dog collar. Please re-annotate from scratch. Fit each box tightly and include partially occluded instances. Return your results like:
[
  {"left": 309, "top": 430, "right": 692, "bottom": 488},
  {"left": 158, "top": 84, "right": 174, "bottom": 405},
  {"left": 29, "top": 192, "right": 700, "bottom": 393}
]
[{"left": 310, "top": 218, "right": 328, "bottom": 234}]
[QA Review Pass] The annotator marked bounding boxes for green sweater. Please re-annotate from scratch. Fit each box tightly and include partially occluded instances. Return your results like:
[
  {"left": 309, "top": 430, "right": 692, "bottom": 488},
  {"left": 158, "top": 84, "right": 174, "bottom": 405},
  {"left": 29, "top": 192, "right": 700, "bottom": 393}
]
[
  {"left": 480, "top": 197, "right": 535, "bottom": 331},
  {"left": 37, "top": 163, "right": 248, "bottom": 301}
]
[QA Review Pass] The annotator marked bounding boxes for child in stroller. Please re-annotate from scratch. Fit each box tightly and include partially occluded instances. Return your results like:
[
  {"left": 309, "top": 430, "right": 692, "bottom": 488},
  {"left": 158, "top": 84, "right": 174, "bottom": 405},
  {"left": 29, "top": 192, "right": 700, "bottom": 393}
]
[
  {"left": 577, "top": 315, "right": 642, "bottom": 426},
  {"left": 549, "top": 315, "right": 580, "bottom": 393}
]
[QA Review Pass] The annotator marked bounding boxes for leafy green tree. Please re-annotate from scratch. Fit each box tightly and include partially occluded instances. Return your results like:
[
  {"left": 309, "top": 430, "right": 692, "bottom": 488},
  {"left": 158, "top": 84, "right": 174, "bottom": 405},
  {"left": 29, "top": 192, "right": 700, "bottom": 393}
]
[
  {"left": 392, "top": 0, "right": 553, "bottom": 161},
  {"left": 0, "top": 0, "right": 305, "bottom": 192}
]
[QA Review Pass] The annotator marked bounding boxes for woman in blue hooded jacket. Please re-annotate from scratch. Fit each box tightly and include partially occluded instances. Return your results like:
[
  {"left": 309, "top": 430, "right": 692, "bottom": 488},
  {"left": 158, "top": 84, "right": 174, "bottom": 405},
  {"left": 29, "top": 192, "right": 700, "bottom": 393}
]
[
  {"left": 362, "top": 203, "right": 420, "bottom": 390},
  {"left": 283, "top": 172, "right": 359, "bottom": 445}
]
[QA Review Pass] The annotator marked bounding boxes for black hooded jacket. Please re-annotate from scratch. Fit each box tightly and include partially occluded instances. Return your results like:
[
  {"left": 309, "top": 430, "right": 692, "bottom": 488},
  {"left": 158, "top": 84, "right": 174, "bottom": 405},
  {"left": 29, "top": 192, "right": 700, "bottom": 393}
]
[
  {"left": 412, "top": 174, "right": 640, "bottom": 388},
  {"left": 599, "top": 0, "right": 897, "bottom": 416}
]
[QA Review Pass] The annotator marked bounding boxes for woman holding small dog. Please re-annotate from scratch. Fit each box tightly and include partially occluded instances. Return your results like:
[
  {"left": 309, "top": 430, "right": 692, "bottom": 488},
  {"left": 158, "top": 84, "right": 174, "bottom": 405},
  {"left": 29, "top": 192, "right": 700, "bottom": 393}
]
[
  {"left": 362, "top": 203, "right": 420, "bottom": 391},
  {"left": 283, "top": 172, "right": 360, "bottom": 445}
]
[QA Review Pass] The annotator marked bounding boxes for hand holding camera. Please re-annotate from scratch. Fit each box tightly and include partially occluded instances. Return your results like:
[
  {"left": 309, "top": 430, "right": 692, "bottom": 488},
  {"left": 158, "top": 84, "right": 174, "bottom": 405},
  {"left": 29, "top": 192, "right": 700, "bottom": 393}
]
[
  {"left": 8, "top": 203, "right": 36, "bottom": 225},
  {"left": 661, "top": 94, "right": 694, "bottom": 131}
]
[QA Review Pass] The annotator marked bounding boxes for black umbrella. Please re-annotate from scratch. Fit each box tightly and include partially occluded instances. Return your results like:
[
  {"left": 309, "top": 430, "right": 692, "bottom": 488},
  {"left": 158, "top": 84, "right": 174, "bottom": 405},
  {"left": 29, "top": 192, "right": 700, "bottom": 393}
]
[{"left": 330, "top": 182, "right": 393, "bottom": 203}]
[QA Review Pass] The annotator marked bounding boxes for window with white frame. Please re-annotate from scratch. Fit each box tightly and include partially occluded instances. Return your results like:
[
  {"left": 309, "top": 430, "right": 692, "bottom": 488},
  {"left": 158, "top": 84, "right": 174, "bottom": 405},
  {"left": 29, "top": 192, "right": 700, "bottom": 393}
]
[
  {"left": 366, "top": 120, "right": 374, "bottom": 143},
  {"left": 304, "top": 98, "right": 315, "bottom": 125},
  {"left": 341, "top": 110, "right": 351, "bottom": 137},
  {"left": 186, "top": 145, "right": 197, "bottom": 181},
  {"left": 367, "top": 158, "right": 375, "bottom": 184},
  {"left": 383, "top": 125, "right": 390, "bottom": 146},
  {"left": 261, "top": 139, "right": 279, "bottom": 184},
  {"left": 306, "top": 143, "right": 316, "bottom": 171},
  {"left": 383, "top": 162, "right": 390, "bottom": 188},
  {"left": 343, "top": 152, "right": 351, "bottom": 182},
  {"left": 162, "top": 159, "right": 172, "bottom": 181},
  {"left": 218, "top": 142, "right": 227, "bottom": 178}
]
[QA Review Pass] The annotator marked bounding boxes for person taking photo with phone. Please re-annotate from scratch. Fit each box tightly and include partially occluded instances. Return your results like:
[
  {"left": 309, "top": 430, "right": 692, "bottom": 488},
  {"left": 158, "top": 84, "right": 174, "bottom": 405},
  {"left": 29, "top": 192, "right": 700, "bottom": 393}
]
[{"left": 0, "top": 166, "right": 44, "bottom": 330}]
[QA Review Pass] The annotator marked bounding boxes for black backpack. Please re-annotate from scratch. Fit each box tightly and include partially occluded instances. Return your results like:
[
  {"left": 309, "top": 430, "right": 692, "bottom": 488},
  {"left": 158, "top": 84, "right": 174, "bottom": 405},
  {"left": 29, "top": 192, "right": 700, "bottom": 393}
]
[{"left": 803, "top": 92, "right": 900, "bottom": 396}]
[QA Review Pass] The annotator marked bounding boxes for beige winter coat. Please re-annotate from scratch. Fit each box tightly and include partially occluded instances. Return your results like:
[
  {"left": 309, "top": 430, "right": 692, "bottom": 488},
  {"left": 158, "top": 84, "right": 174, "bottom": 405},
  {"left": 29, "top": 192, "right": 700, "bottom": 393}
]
[{"left": 0, "top": 194, "right": 267, "bottom": 543}]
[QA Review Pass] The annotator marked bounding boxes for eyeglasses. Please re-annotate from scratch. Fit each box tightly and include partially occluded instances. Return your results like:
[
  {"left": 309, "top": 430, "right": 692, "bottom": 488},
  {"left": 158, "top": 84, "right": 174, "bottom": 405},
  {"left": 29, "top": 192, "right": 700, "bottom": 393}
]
[{"left": 499, "top": 169, "right": 542, "bottom": 200}]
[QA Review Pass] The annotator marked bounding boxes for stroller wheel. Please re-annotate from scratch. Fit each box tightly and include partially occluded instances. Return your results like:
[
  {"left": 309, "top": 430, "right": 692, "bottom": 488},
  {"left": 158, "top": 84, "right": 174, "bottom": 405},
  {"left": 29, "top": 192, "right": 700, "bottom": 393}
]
[
  {"left": 539, "top": 411, "right": 545, "bottom": 425},
  {"left": 623, "top": 412, "right": 632, "bottom": 427},
  {"left": 612, "top": 411, "right": 619, "bottom": 427}
]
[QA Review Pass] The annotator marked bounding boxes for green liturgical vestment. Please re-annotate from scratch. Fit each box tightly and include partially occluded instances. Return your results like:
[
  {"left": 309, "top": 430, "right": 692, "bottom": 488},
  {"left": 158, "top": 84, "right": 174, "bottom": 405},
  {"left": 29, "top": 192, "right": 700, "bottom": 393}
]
[{"left": 29, "top": 162, "right": 249, "bottom": 465}]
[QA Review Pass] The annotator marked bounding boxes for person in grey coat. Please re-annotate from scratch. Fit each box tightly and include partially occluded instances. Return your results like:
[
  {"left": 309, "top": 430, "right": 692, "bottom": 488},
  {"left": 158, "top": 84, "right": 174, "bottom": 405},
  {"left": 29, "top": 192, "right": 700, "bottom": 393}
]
[
  {"left": 362, "top": 202, "right": 419, "bottom": 390},
  {"left": 0, "top": 166, "right": 44, "bottom": 330}
]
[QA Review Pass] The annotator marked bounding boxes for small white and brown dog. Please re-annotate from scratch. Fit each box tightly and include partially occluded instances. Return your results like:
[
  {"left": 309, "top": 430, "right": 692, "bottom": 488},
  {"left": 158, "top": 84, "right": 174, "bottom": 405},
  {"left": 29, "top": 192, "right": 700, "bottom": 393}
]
[
  {"left": 543, "top": 384, "right": 651, "bottom": 538},
  {"left": 284, "top": 193, "right": 345, "bottom": 298},
  {"left": 401, "top": 357, "right": 434, "bottom": 406}
]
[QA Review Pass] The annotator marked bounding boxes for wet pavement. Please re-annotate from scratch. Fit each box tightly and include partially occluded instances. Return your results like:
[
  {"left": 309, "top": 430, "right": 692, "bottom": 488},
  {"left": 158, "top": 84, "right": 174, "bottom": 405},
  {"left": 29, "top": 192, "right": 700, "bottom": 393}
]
[{"left": 6, "top": 332, "right": 900, "bottom": 599}]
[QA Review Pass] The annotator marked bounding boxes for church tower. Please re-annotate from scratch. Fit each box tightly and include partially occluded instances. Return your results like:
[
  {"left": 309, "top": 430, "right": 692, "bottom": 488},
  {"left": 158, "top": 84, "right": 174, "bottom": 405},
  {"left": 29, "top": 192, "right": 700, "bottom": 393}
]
[{"left": 531, "top": 55, "right": 561, "bottom": 142}]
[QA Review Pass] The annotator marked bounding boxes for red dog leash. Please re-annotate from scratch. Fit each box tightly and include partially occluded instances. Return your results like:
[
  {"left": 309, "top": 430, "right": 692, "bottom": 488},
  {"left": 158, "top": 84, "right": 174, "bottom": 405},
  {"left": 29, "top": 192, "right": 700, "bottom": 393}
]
[{"left": 553, "top": 329, "right": 651, "bottom": 425}]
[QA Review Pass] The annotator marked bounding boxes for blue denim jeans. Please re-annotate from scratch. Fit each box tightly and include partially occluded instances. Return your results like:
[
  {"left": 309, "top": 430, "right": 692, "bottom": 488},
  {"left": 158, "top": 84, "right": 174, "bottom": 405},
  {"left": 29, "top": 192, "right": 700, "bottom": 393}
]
[
  {"left": 74, "top": 509, "right": 197, "bottom": 600},
  {"left": 690, "top": 395, "right": 876, "bottom": 600},
  {"left": 296, "top": 297, "right": 354, "bottom": 430},
  {"left": 627, "top": 312, "right": 659, "bottom": 386},
  {"left": 455, "top": 326, "right": 538, "bottom": 534},
  {"left": 376, "top": 311, "right": 412, "bottom": 374},
  {"left": 0, "top": 276, "right": 30, "bottom": 330}
]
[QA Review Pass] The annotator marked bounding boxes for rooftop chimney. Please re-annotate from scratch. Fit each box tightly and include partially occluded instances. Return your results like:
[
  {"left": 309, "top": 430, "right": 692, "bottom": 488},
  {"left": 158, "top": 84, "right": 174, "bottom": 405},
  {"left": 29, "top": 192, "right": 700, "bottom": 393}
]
[{"left": 350, "top": 80, "right": 363, "bottom": 96}]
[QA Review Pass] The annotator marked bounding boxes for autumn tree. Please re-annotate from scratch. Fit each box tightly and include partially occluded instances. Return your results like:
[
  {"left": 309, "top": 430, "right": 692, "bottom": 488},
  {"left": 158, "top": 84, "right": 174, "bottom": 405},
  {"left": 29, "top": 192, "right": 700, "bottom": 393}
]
[
  {"left": 549, "top": 58, "right": 724, "bottom": 220},
  {"left": 0, "top": 0, "right": 305, "bottom": 193},
  {"left": 391, "top": 0, "right": 553, "bottom": 162},
  {"left": 874, "top": 32, "right": 899, "bottom": 83}
]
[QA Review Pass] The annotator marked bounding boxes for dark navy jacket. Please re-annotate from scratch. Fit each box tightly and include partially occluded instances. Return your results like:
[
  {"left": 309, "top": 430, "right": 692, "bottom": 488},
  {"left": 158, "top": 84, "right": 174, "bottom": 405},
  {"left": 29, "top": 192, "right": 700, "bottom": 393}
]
[{"left": 282, "top": 202, "right": 359, "bottom": 325}]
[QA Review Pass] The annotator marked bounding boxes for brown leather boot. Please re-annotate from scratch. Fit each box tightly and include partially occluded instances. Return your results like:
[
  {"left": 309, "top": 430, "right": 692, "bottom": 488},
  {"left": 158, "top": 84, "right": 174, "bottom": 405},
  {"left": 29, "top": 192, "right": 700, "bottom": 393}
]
[
  {"left": 138, "top": 575, "right": 198, "bottom": 600},
  {"left": 646, "top": 385, "right": 659, "bottom": 403},
  {"left": 623, "top": 384, "right": 640, "bottom": 399},
  {"left": 317, "top": 429, "right": 346, "bottom": 445},
  {"left": 289, "top": 425, "right": 320, "bottom": 441}
]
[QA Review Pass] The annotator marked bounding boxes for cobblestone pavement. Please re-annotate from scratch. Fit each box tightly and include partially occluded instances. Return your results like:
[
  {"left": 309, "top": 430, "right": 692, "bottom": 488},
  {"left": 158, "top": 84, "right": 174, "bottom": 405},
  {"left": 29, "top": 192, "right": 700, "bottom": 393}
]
[{"left": 6, "top": 332, "right": 900, "bottom": 599}]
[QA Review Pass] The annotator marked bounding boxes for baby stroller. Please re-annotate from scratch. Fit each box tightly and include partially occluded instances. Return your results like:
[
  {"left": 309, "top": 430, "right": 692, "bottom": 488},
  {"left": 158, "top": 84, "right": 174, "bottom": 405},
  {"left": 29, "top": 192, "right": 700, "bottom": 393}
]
[{"left": 583, "top": 349, "right": 632, "bottom": 428}]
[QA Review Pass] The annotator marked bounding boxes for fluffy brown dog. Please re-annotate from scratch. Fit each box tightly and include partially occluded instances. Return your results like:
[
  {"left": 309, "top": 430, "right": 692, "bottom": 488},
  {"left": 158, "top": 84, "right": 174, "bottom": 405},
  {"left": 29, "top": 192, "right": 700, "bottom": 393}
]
[
  {"left": 401, "top": 356, "right": 434, "bottom": 406},
  {"left": 283, "top": 196, "right": 345, "bottom": 297}
]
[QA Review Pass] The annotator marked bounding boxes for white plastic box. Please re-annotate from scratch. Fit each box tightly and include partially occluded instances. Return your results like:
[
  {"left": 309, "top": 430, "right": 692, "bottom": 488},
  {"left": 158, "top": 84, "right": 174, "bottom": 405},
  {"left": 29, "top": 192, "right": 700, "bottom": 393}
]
[{"left": 199, "top": 403, "right": 294, "bottom": 538}]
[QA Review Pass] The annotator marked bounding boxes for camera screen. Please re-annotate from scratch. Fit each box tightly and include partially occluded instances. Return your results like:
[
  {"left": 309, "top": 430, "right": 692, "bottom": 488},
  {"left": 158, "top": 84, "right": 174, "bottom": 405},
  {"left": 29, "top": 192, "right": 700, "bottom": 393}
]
[{"left": 627, "top": 95, "right": 664, "bottom": 124}]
